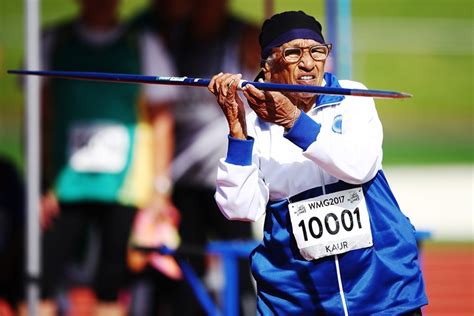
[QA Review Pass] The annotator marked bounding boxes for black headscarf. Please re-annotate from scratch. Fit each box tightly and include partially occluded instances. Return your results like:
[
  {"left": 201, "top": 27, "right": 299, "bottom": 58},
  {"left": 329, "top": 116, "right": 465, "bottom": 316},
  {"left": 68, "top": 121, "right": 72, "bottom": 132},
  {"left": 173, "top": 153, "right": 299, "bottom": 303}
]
[{"left": 259, "top": 11, "right": 325, "bottom": 60}]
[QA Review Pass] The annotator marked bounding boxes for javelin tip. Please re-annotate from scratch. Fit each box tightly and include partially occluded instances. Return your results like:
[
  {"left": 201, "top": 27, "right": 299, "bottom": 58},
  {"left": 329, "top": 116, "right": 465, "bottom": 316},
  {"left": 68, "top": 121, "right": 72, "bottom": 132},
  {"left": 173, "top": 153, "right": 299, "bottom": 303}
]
[{"left": 399, "top": 92, "right": 413, "bottom": 98}]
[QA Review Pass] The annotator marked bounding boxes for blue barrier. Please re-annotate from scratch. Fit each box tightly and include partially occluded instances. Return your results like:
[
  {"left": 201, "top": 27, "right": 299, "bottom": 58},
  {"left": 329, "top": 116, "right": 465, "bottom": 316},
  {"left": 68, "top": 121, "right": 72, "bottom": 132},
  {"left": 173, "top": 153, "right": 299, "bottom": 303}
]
[
  {"left": 139, "top": 241, "right": 258, "bottom": 316},
  {"left": 416, "top": 230, "right": 432, "bottom": 243}
]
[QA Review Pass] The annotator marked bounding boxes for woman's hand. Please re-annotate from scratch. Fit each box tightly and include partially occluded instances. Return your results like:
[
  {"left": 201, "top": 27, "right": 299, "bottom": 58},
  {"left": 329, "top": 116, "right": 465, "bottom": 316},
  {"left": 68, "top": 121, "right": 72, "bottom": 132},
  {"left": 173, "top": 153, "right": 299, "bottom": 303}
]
[
  {"left": 243, "top": 80, "right": 300, "bottom": 130},
  {"left": 208, "top": 73, "right": 247, "bottom": 139}
]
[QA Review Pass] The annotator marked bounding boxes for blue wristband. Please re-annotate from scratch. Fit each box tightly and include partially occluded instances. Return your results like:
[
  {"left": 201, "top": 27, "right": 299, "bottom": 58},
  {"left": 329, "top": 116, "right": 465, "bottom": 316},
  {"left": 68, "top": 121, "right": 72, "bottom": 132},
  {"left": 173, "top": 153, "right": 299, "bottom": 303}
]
[
  {"left": 284, "top": 112, "right": 321, "bottom": 150},
  {"left": 225, "top": 135, "right": 254, "bottom": 166}
]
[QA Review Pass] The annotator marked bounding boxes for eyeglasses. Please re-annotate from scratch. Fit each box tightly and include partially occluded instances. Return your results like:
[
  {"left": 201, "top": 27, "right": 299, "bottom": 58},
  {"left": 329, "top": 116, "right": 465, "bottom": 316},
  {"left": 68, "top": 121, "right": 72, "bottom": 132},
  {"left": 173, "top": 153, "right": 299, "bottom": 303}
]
[{"left": 276, "top": 44, "right": 332, "bottom": 64}]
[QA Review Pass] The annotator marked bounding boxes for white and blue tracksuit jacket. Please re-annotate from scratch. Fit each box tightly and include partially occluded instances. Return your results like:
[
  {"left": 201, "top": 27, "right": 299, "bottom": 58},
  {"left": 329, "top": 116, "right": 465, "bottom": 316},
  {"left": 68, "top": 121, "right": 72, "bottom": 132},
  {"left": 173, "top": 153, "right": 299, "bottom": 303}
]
[{"left": 215, "top": 73, "right": 428, "bottom": 315}]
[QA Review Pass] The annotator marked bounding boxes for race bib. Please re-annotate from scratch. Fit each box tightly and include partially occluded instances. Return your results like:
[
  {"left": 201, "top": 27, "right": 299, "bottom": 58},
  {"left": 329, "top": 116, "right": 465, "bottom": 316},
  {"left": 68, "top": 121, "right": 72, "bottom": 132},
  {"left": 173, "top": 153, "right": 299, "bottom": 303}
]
[
  {"left": 68, "top": 123, "right": 130, "bottom": 173},
  {"left": 289, "top": 187, "right": 373, "bottom": 261}
]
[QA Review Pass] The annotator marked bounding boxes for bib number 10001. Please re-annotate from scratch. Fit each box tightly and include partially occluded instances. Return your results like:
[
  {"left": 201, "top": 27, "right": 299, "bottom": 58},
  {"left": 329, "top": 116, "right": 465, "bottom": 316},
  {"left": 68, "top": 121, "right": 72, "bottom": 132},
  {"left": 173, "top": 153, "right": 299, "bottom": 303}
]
[{"left": 298, "top": 207, "right": 362, "bottom": 241}]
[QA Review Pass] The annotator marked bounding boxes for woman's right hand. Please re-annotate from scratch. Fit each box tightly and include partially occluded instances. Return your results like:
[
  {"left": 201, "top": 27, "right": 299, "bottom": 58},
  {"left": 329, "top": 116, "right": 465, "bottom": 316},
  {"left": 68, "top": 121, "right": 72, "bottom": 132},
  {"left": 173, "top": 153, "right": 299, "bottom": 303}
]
[{"left": 208, "top": 72, "right": 247, "bottom": 139}]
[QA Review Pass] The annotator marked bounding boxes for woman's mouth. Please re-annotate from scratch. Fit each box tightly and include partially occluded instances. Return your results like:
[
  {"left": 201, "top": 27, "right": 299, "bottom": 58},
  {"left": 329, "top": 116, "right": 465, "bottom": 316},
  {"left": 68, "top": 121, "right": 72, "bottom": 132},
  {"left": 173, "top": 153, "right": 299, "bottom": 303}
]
[{"left": 296, "top": 75, "right": 316, "bottom": 84}]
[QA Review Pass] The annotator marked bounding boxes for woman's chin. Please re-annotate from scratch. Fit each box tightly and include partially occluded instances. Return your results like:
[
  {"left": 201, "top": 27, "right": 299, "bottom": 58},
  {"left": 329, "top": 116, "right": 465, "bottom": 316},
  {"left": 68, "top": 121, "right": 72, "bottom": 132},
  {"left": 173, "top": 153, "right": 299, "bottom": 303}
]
[
  {"left": 285, "top": 92, "right": 316, "bottom": 108},
  {"left": 298, "top": 92, "right": 315, "bottom": 99}
]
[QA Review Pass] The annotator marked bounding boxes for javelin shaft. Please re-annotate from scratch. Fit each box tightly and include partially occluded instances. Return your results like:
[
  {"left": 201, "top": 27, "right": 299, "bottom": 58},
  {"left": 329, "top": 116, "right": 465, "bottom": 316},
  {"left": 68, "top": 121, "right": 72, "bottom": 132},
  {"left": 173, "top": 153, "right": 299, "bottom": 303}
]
[{"left": 7, "top": 69, "right": 412, "bottom": 99}]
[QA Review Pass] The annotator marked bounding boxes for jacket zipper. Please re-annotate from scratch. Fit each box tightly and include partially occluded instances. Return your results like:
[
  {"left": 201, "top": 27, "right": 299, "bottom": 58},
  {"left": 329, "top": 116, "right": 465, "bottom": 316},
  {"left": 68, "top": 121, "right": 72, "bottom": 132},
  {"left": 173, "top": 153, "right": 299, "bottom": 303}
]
[{"left": 318, "top": 168, "right": 349, "bottom": 316}]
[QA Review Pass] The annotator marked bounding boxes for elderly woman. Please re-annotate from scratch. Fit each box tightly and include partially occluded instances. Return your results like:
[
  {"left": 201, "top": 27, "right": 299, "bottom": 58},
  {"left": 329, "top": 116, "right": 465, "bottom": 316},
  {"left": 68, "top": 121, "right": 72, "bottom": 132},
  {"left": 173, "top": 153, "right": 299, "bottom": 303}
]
[{"left": 208, "top": 10, "right": 427, "bottom": 315}]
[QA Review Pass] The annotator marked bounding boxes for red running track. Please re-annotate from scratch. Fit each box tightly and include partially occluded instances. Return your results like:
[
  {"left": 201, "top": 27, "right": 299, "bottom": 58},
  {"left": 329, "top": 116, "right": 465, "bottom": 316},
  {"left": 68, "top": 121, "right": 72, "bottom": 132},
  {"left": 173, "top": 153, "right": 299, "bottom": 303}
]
[{"left": 422, "top": 245, "right": 474, "bottom": 316}]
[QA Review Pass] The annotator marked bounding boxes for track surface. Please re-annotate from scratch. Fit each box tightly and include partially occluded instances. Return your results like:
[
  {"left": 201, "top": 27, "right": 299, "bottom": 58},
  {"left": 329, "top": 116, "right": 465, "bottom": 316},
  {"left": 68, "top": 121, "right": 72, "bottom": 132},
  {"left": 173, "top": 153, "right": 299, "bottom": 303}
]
[{"left": 422, "top": 246, "right": 474, "bottom": 315}]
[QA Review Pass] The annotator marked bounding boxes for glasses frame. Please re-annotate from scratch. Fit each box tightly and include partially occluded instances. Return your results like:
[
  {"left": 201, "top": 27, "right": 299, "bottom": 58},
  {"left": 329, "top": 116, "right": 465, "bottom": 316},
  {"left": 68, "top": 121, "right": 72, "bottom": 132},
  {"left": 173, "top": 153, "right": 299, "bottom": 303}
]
[{"left": 274, "top": 43, "right": 333, "bottom": 64}]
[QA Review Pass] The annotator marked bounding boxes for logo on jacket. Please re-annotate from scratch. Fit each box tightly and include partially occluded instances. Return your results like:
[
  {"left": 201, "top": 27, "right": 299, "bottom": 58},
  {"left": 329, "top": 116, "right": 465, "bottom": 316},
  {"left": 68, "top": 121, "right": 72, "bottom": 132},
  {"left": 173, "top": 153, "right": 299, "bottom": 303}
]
[{"left": 332, "top": 114, "right": 343, "bottom": 134}]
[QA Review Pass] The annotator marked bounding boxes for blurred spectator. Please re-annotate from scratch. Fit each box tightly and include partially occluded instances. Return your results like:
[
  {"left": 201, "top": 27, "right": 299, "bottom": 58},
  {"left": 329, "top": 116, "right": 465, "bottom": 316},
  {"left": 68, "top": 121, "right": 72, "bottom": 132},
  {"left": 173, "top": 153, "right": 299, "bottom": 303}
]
[
  {"left": 129, "top": 0, "right": 261, "bottom": 315},
  {"left": 18, "top": 0, "right": 179, "bottom": 314},
  {"left": 129, "top": 0, "right": 192, "bottom": 48},
  {"left": 0, "top": 157, "right": 24, "bottom": 316},
  {"left": 170, "top": 0, "right": 260, "bottom": 314},
  {"left": 125, "top": 3, "right": 194, "bottom": 315}
]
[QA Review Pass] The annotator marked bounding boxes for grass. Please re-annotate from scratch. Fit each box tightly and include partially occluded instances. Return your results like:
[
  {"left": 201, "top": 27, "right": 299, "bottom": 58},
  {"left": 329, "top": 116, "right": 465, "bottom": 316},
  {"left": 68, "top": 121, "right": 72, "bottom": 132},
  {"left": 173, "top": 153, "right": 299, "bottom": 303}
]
[
  {"left": 424, "top": 240, "right": 474, "bottom": 250},
  {"left": 358, "top": 52, "right": 473, "bottom": 164},
  {"left": 1, "top": 0, "right": 473, "bottom": 169}
]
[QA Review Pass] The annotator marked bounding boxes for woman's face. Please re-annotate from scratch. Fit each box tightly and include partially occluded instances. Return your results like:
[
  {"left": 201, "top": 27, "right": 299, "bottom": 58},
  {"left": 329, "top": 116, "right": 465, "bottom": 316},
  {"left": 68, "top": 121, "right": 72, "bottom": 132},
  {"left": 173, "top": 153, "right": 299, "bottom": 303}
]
[{"left": 265, "top": 38, "right": 327, "bottom": 105}]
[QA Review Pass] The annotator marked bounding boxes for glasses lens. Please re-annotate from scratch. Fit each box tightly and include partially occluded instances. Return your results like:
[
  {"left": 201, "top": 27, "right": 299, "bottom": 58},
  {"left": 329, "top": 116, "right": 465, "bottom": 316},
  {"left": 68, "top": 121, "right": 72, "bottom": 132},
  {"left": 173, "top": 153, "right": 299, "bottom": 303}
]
[
  {"left": 283, "top": 48, "right": 302, "bottom": 63},
  {"left": 310, "top": 45, "right": 329, "bottom": 60}
]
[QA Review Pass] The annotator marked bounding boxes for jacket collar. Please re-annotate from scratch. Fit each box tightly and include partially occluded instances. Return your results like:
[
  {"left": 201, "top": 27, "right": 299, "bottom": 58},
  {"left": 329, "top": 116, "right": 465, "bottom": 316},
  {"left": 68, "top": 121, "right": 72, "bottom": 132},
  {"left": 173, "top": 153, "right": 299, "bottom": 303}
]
[{"left": 314, "top": 72, "right": 345, "bottom": 109}]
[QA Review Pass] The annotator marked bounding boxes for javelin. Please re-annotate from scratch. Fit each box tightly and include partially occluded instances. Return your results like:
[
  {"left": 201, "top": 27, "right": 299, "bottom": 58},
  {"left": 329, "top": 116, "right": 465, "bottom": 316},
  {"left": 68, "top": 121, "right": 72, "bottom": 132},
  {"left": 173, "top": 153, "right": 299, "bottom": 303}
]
[{"left": 7, "top": 69, "right": 412, "bottom": 99}]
